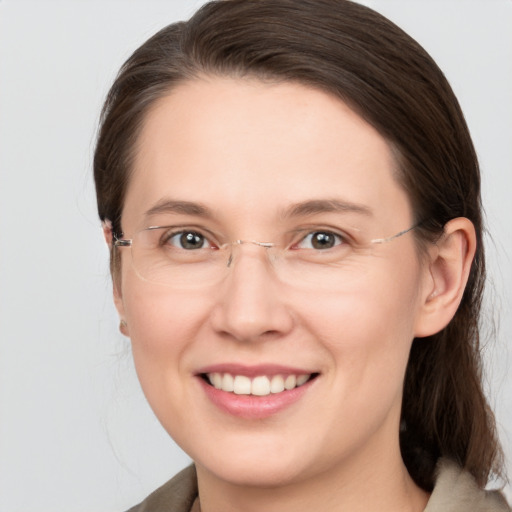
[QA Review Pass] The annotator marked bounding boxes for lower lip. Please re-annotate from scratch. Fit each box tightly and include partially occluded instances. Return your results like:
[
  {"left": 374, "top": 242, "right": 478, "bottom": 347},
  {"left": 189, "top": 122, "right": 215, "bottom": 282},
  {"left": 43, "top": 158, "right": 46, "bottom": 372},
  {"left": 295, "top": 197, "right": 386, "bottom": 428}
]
[{"left": 198, "top": 377, "right": 316, "bottom": 419}]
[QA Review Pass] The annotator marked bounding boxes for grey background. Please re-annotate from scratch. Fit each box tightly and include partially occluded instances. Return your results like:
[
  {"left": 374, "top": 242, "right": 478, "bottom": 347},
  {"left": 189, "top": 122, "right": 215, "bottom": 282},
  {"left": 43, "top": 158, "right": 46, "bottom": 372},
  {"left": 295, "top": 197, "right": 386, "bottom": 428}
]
[{"left": 0, "top": 1, "right": 510, "bottom": 510}]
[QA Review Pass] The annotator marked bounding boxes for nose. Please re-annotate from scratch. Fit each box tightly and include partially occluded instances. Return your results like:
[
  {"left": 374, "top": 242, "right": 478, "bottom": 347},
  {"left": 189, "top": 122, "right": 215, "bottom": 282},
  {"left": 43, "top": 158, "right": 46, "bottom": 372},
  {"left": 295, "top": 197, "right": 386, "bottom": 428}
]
[{"left": 209, "top": 244, "right": 295, "bottom": 343}]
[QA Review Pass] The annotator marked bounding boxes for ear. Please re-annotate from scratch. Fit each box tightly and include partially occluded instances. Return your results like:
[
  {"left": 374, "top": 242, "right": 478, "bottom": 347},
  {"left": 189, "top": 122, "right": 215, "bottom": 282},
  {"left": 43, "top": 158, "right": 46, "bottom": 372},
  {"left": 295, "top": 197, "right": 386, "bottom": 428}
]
[
  {"left": 113, "top": 283, "right": 130, "bottom": 337},
  {"left": 102, "top": 220, "right": 130, "bottom": 337},
  {"left": 414, "top": 217, "right": 477, "bottom": 338},
  {"left": 102, "top": 219, "right": 113, "bottom": 248}
]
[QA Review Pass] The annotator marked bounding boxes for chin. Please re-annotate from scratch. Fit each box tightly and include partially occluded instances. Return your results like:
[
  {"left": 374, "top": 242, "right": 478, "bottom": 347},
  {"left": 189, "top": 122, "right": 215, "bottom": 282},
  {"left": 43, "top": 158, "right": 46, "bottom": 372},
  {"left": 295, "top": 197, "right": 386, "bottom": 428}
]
[
  {"left": 186, "top": 430, "right": 326, "bottom": 489},
  {"left": 201, "top": 456, "right": 308, "bottom": 488}
]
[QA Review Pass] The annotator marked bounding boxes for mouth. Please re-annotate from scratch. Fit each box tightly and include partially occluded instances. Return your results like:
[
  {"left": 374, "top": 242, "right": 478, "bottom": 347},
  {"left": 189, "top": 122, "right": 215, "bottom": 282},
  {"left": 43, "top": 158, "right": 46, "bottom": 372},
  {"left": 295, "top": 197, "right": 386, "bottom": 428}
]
[
  {"left": 196, "top": 364, "right": 320, "bottom": 418},
  {"left": 201, "top": 372, "right": 319, "bottom": 396}
]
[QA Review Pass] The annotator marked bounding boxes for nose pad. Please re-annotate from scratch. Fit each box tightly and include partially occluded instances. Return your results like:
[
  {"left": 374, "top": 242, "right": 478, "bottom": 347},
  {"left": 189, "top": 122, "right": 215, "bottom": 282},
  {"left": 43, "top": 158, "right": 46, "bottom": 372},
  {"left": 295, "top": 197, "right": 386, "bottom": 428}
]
[
  {"left": 210, "top": 241, "right": 294, "bottom": 343},
  {"left": 226, "top": 240, "right": 276, "bottom": 268}
]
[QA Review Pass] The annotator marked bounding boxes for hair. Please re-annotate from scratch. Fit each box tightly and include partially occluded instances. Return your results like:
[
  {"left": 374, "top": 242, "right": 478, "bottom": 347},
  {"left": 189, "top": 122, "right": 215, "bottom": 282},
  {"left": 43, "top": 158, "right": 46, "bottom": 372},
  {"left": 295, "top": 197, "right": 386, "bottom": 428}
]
[{"left": 93, "top": 0, "right": 503, "bottom": 491}]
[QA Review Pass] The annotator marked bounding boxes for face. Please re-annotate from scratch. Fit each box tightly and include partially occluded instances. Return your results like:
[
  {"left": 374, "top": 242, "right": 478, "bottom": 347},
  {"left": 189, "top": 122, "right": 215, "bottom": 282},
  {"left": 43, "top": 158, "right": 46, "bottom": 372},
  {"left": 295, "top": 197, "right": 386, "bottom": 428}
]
[{"left": 115, "top": 77, "right": 433, "bottom": 488}]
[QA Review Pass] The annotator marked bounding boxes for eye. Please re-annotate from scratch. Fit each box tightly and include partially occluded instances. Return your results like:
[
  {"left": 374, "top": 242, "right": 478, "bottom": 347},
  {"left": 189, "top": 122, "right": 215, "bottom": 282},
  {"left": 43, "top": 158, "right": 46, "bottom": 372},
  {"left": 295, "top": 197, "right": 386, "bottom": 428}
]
[
  {"left": 164, "top": 230, "right": 210, "bottom": 250},
  {"left": 296, "top": 231, "right": 344, "bottom": 250}
]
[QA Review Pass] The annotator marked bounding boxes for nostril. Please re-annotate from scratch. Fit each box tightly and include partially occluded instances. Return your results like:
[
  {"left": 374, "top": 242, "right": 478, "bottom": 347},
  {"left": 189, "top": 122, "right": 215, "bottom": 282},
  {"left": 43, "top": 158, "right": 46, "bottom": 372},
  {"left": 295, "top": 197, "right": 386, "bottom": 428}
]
[{"left": 260, "top": 329, "right": 282, "bottom": 339}]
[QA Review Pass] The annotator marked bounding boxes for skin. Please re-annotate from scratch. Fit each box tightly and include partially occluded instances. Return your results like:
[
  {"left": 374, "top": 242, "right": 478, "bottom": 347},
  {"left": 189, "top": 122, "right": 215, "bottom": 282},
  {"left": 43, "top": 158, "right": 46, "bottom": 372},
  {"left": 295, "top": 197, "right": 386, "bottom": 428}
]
[{"left": 112, "top": 77, "right": 475, "bottom": 512}]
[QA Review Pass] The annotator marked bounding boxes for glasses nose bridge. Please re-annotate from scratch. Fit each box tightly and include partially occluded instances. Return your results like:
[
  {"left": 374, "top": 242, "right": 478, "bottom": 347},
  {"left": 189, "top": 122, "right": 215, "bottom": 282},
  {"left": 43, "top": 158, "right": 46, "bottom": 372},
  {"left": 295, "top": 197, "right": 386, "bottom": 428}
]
[{"left": 225, "top": 239, "right": 278, "bottom": 268}]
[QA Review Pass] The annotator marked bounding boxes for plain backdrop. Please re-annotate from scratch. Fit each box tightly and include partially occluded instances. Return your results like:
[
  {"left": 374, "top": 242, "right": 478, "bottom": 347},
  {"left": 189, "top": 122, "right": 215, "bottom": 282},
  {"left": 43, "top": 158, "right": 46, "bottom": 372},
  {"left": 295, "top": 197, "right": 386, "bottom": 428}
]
[{"left": 0, "top": 1, "right": 511, "bottom": 510}]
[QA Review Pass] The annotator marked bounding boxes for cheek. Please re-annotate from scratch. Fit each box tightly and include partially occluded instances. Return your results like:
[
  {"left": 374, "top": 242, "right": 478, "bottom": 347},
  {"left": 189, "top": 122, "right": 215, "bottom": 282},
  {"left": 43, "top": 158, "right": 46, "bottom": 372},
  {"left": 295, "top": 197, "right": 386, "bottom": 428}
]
[
  {"left": 301, "top": 258, "right": 424, "bottom": 400},
  {"left": 120, "top": 276, "right": 211, "bottom": 402},
  {"left": 123, "top": 271, "right": 208, "bottom": 345}
]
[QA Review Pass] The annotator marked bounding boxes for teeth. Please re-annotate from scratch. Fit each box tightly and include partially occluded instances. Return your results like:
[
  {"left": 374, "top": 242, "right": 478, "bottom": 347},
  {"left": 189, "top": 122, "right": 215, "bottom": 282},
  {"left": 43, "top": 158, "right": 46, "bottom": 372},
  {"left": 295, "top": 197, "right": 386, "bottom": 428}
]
[
  {"left": 207, "top": 372, "right": 311, "bottom": 395},
  {"left": 222, "top": 373, "right": 234, "bottom": 392},
  {"left": 284, "top": 375, "right": 297, "bottom": 390},
  {"left": 211, "top": 373, "right": 222, "bottom": 389},
  {"left": 233, "top": 375, "right": 251, "bottom": 395},
  {"left": 270, "top": 375, "right": 285, "bottom": 393},
  {"left": 296, "top": 374, "right": 309, "bottom": 386},
  {"left": 251, "top": 376, "right": 271, "bottom": 396}
]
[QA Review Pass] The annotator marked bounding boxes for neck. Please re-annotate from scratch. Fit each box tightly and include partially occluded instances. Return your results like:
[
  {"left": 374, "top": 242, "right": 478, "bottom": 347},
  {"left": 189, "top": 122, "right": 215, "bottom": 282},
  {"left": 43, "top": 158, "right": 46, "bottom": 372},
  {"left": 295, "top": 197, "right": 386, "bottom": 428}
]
[{"left": 195, "top": 440, "right": 430, "bottom": 512}]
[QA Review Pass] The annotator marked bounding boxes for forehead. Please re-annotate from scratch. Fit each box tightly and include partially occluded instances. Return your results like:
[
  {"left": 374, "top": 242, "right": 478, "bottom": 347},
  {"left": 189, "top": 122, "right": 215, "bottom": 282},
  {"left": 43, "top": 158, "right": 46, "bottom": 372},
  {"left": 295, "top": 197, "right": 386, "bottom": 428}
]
[{"left": 123, "top": 77, "right": 411, "bottom": 231}]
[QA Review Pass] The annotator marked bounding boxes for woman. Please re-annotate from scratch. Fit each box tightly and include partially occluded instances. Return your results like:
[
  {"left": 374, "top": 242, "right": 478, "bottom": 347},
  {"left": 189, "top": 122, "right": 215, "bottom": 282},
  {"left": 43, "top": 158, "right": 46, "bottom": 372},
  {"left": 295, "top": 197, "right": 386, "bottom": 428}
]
[{"left": 94, "top": 0, "right": 510, "bottom": 510}]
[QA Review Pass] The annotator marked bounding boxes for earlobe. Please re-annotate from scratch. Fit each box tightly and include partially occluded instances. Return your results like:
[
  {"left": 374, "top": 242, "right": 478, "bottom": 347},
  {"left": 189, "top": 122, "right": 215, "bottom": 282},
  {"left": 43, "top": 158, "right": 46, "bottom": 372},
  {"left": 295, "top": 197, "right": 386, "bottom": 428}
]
[
  {"left": 119, "top": 319, "right": 129, "bottom": 336},
  {"left": 113, "top": 281, "right": 129, "bottom": 337},
  {"left": 414, "top": 217, "right": 476, "bottom": 338},
  {"left": 102, "top": 219, "right": 113, "bottom": 248},
  {"left": 105, "top": 219, "right": 128, "bottom": 336}
]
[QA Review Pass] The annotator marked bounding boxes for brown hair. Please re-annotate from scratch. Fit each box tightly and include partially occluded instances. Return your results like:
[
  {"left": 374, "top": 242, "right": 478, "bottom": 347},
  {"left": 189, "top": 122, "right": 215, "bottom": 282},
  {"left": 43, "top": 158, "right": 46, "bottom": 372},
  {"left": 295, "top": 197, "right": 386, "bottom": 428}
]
[{"left": 93, "top": 0, "right": 503, "bottom": 490}]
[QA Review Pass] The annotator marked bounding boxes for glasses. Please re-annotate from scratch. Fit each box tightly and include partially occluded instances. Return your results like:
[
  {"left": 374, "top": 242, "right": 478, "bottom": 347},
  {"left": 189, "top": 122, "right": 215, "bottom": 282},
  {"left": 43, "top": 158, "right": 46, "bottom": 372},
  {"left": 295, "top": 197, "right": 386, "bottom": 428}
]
[{"left": 113, "top": 223, "right": 418, "bottom": 290}]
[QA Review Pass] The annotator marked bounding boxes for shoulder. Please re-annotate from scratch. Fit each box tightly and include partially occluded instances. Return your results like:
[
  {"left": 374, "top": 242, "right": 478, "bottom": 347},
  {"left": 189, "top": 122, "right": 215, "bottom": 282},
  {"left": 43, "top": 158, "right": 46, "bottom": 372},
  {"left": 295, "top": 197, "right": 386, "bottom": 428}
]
[
  {"left": 125, "top": 465, "right": 198, "bottom": 512},
  {"left": 425, "top": 459, "right": 511, "bottom": 512}
]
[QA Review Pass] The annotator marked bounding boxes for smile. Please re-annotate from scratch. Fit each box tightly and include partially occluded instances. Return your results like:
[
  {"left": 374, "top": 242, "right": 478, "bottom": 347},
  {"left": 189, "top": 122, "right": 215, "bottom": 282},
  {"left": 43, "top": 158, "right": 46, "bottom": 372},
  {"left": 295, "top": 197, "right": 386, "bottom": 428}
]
[
  {"left": 205, "top": 372, "right": 313, "bottom": 396},
  {"left": 197, "top": 365, "right": 320, "bottom": 419}
]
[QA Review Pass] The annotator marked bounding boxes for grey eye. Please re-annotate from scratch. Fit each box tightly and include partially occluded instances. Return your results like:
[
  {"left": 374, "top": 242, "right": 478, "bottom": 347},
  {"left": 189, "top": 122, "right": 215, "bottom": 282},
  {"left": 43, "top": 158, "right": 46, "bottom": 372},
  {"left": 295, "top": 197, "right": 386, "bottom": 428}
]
[
  {"left": 168, "top": 231, "right": 208, "bottom": 250},
  {"left": 298, "top": 231, "right": 343, "bottom": 250}
]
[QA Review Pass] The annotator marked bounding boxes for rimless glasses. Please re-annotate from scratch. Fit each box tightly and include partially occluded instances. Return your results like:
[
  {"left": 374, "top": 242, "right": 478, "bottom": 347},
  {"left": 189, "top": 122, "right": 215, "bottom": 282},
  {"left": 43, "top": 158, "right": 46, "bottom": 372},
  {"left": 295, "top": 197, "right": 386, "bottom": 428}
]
[{"left": 113, "top": 222, "right": 419, "bottom": 291}]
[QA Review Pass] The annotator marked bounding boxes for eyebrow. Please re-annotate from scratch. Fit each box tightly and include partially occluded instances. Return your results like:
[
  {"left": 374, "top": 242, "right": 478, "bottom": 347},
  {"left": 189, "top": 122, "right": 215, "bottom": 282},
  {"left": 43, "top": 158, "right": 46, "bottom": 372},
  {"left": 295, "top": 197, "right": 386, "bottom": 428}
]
[
  {"left": 144, "top": 198, "right": 373, "bottom": 221},
  {"left": 283, "top": 199, "right": 373, "bottom": 218},
  {"left": 145, "top": 199, "right": 213, "bottom": 218}
]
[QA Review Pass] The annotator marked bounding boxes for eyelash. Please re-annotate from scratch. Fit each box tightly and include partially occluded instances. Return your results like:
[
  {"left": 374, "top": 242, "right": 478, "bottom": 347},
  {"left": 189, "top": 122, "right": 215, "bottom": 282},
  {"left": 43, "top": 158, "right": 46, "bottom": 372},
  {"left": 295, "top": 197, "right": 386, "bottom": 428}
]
[
  {"left": 292, "top": 230, "right": 346, "bottom": 250},
  {"left": 160, "top": 229, "right": 213, "bottom": 250},
  {"left": 157, "top": 227, "right": 349, "bottom": 251}
]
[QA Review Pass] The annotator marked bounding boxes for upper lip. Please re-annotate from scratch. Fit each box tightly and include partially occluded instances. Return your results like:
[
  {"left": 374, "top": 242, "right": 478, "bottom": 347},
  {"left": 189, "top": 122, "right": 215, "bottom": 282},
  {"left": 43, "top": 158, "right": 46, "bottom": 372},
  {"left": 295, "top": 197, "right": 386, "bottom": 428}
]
[{"left": 196, "top": 363, "right": 316, "bottom": 378}]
